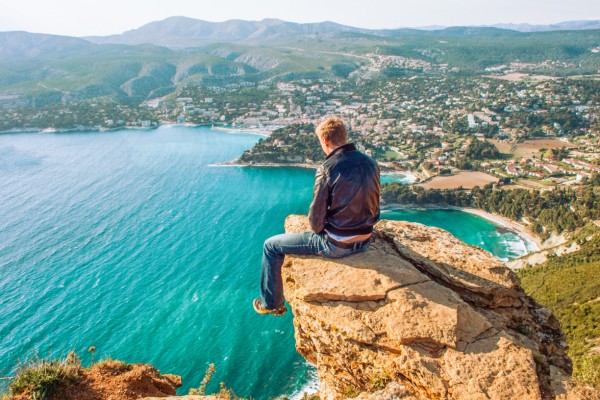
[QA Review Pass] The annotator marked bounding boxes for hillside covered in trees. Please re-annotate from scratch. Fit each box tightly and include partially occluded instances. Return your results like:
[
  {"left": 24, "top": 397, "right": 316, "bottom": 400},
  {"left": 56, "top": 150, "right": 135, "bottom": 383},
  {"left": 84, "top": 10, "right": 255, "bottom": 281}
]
[
  {"left": 519, "top": 225, "right": 600, "bottom": 388},
  {"left": 238, "top": 124, "right": 323, "bottom": 164}
]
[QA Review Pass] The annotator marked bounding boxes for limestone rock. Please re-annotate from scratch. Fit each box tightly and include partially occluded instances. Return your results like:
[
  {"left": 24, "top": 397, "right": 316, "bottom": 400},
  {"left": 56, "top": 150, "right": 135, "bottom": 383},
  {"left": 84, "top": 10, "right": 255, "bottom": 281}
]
[
  {"left": 354, "top": 381, "right": 420, "bottom": 399},
  {"left": 282, "top": 215, "right": 589, "bottom": 400},
  {"left": 140, "top": 397, "right": 220, "bottom": 400}
]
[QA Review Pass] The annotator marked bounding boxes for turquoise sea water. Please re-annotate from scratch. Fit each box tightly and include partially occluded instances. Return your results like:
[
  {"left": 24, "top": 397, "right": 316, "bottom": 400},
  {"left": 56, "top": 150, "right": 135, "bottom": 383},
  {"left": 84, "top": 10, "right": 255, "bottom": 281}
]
[{"left": 0, "top": 126, "right": 532, "bottom": 398}]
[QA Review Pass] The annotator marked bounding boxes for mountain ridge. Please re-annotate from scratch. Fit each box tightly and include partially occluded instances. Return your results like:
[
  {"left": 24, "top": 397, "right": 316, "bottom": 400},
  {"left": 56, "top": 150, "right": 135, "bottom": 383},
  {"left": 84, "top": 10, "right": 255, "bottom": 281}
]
[
  {"left": 81, "top": 16, "right": 600, "bottom": 47},
  {"left": 84, "top": 16, "right": 381, "bottom": 47},
  {"left": 1, "top": 19, "right": 599, "bottom": 108}
]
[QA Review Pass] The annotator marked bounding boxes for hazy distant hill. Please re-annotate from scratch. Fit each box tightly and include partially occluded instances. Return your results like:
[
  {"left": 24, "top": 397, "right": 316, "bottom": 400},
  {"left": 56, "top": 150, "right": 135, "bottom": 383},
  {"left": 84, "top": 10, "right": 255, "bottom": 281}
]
[
  {"left": 420, "top": 20, "right": 600, "bottom": 32},
  {"left": 0, "top": 31, "right": 97, "bottom": 60},
  {"left": 85, "top": 16, "right": 380, "bottom": 47},
  {"left": 83, "top": 17, "right": 600, "bottom": 47},
  {"left": 491, "top": 20, "right": 600, "bottom": 32}
]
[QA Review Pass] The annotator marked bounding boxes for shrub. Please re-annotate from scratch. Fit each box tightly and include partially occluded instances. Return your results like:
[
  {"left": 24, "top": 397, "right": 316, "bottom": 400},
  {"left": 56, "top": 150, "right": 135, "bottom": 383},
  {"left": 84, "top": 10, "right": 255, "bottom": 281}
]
[
  {"left": 574, "top": 355, "right": 600, "bottom": 389},
  {"left": 188, "top": 363, "right": 247, "bottom": 399},
  {"left": 8, "top": 352, "right": 82, "bottom": 400},
  {"left": 189, "top": 363, "right": 215, "bottom": 395},
  {"left": 94, "top": 358, "right": 132, "bottom": 376}
]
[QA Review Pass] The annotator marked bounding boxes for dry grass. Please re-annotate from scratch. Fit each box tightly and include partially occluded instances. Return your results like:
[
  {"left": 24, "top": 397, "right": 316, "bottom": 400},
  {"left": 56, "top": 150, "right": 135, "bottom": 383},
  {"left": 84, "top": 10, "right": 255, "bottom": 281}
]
[
  {"left": 512, "top": 139, "right": 575, "bottom": 159},
  {"left": 417, "top": 171, "right": 498, "bottom": 190},
  {"left": 487, "top": 139, "right": 512, "bottom": 154},
  {"left": 93, "top": 358, "right": 132, "bottom": 376},
  {"left": 2, "top": 353, "right": 180, "bottom": 400},
  {"left": 6, "top": 352, "right": 82, "bottom": 400},
  {"left": 488, "top": 138, "right": 574, "bottom": 160}
]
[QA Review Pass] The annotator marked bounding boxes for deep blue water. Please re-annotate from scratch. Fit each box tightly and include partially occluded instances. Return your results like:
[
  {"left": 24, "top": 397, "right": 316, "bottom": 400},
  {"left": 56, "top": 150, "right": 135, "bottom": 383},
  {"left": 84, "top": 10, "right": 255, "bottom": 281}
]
[{"left": 0, "top": 126, "right": 532, "bottom": 398}]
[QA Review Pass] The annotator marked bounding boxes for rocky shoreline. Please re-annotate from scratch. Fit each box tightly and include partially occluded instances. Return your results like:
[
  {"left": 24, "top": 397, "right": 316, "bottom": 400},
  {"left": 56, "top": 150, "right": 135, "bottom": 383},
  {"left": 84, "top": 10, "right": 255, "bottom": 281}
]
[{"left": 218, "top": 160, "right": 319, "bottom": 169}]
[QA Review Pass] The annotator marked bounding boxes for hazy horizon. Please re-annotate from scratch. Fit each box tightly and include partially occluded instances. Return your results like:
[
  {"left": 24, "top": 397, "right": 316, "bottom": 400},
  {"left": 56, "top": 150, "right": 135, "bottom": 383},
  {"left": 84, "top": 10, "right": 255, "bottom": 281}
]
[{"left": 2, "top": 0, "right": 600, "bottom": 37}]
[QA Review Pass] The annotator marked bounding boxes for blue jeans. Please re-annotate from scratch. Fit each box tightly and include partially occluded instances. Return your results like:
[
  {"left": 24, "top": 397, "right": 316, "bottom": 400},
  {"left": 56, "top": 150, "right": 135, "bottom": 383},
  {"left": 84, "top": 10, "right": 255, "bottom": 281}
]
[{"left": 260, "top": 231, "right": 370, "bottom": 309}]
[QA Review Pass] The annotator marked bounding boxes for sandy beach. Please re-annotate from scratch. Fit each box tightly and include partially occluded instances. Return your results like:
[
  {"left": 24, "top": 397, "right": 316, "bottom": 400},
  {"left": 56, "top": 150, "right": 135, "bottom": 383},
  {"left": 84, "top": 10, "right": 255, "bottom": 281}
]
[
  {"left": 382, "top": 203, "right": 543, "bottom": 251},
  {"left": 417, "top": 171, "right": 498, "bottom": 190},
  {"left": 211, "top": 126, "right": 272, "bottom": 137},
  {"left": 458, "top": 207, "right": 543, "bottom": 250}
]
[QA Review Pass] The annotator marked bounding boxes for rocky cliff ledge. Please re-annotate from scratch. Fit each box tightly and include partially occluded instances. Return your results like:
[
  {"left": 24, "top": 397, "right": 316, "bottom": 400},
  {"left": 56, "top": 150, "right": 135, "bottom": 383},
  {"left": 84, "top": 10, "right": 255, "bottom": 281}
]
[
  {"left": 22, "top": 216, "right": 593, "bottom": 400},
  {"left": 282, "top": 215, "right": 597, "bottom": 400}
]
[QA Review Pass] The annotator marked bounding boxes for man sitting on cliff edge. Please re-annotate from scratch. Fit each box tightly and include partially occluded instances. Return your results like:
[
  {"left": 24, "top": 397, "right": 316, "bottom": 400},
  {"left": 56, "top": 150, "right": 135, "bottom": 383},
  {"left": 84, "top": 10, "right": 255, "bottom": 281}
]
[{"left": 254, "top": 116, "right": 380, "bottom": 316}]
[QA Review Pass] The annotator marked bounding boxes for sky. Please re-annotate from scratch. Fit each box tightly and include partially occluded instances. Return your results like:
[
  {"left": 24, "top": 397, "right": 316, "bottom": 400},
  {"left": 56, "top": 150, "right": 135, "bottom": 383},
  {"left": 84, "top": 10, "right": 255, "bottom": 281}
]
[{"left": 1, "top": 0, "right": 600, "bottom": 37}]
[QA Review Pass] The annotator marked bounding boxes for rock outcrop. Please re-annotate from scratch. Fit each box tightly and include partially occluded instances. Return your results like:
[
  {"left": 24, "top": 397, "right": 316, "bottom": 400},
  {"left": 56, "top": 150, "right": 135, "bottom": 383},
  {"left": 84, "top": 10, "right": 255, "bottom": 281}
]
[
  {"left": 4, "top": 362, "right": 182, "bottom": 400},
  {"left": 281, "top": 215, "right": 592, "bottom": 400},
  {"left": 67, "top": 363, "right": 181, "bottom": 400}
]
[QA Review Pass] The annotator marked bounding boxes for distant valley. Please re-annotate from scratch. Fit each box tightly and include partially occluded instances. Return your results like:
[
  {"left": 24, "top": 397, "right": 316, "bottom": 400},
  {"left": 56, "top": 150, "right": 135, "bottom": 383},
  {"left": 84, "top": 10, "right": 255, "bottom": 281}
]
[{"left": 0, "top": 17, "right": 599, "bottom": 110}]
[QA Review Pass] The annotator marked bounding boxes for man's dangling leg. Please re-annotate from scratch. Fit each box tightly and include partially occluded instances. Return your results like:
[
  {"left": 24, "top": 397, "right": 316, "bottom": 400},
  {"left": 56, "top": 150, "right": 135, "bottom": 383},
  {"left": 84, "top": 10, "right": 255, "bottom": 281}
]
[{"left": 259, "top": 231, "right": 323, "bottom": 309}]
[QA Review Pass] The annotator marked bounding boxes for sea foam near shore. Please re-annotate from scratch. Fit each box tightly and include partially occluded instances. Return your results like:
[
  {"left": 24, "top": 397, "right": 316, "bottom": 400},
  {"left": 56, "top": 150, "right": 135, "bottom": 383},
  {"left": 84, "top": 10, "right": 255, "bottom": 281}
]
[
  {"left": 289, "top": 369, "right": 319, "bottom": 400},
  {"left": 381, "top": 206, "right": 537, "bottom": 261},
  {"left": 381, "top": 172, "right": 417, "bottom": 184},
  {"left": 460, "top": 208, "right": 541, "bottom": 251}
]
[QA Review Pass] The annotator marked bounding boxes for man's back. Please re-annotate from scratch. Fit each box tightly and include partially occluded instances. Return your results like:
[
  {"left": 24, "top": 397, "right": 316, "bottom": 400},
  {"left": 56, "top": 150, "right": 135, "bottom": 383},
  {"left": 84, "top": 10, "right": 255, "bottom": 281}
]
[{"left": 309, "top": 143, "right": 380, "bottom": 236}]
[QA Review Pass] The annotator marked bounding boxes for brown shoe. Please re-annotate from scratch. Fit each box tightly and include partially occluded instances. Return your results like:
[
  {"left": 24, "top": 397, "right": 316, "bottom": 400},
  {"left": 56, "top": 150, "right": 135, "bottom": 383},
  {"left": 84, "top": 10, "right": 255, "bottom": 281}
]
[{"left": 253, "top": 298, "right": 287, "bottom": 316}]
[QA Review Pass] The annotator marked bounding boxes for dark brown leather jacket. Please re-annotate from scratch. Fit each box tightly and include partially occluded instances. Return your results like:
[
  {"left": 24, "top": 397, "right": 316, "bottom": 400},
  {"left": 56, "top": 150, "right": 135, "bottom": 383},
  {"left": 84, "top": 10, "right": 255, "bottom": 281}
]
[{"left": 308, "top": 143, "right": 380, "bottom": 236}]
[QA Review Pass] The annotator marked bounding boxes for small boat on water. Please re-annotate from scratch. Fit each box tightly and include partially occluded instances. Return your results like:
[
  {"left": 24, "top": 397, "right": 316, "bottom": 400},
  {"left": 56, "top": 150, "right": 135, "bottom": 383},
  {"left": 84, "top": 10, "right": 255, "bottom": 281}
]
[{"left": 40, "top": 127, "right": 57, "bottom": 133}]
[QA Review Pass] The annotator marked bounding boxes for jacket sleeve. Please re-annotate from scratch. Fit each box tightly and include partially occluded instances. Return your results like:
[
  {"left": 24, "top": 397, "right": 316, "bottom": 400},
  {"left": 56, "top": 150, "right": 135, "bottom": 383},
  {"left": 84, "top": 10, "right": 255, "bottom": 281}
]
[{"left": 308, "top": 166, "right": 329, "bottom": 234}]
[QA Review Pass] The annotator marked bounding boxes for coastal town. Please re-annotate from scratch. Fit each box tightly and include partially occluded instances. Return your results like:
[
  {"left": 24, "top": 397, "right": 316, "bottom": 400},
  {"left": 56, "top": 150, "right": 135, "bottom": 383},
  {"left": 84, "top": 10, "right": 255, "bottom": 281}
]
[
  {"left": 2, "top": 70, "right": 599, "bottom": 193},
  {"left": 163, "top": 71, "right": 598, "bottom": 192}
]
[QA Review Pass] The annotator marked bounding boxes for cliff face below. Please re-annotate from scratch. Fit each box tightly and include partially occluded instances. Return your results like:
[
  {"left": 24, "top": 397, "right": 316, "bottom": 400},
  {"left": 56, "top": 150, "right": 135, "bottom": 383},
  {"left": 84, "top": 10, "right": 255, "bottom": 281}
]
[{"left": 282, "top": 215, "right": 597, "bottom": 400}]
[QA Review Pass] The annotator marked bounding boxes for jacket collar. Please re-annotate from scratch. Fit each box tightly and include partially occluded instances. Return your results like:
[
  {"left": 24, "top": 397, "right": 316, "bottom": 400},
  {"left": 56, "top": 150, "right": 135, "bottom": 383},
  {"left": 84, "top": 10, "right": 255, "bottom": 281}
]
[{"left": 325, "top": 143, "right": 356, "bottom": 160}]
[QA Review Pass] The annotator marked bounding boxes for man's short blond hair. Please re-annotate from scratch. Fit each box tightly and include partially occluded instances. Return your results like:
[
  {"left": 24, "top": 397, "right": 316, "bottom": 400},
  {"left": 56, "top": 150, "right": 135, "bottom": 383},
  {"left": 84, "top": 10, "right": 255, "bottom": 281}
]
[{"left": 316, "top": 116, "right": 348, "bottom": 147}]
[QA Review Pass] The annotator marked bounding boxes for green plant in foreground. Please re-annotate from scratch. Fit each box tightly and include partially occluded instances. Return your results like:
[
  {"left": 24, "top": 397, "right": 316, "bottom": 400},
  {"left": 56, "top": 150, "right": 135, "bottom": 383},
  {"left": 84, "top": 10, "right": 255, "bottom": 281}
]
[
  {"left": 189, "top": 363, "right": 216, "bottom": 395},
  {"left": 94, "top": 358, "right": 132, "bottom": 376},
  {"left": 342, "top": 386, "right": 358, "bottom": 398},
  {"left": 518, "top": 227, "right": 600, "bottom": 389},
  {"left": 189, "top": 363, "right": 249, "bottom": 399},
  {"left": 7, "top": 352, "right": 82, "bottom": 400},
  {"left": 300, "top": 394, "right": 320, "bottom": 400},
  {"left": 367, "top": 372, "right": 388, "bottom": 392},
  {"left": 574, "top": 355, "right": 600, "bottom": 389}
]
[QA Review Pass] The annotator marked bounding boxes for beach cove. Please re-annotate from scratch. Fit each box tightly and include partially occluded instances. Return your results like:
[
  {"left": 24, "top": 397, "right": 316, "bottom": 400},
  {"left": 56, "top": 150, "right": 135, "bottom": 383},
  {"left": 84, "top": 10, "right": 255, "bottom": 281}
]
[{"left": 0, "top": 126, "right": 539, "bottom": 399}]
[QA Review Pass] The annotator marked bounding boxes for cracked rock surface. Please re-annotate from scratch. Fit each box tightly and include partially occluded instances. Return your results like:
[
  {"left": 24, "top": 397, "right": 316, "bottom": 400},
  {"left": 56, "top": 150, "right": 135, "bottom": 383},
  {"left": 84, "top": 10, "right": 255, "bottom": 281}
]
[{"left": 282, "top": 215, "right": 595, "bottom": 400}]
